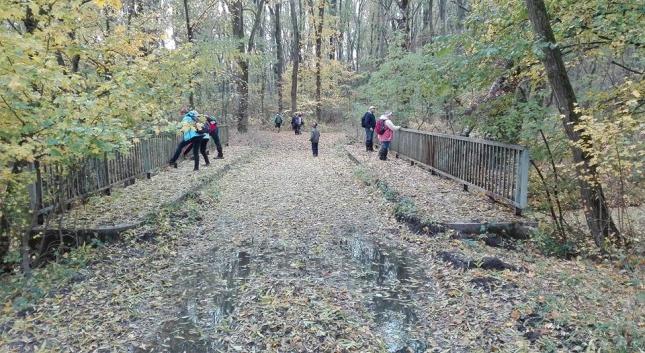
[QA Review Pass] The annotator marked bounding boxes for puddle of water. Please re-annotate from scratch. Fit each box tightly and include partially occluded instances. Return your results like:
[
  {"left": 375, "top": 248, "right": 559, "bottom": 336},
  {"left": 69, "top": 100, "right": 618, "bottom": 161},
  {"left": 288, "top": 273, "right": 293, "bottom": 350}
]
[
  {"left": 140, "top": 250, "right": 256, "bottom": 353},
  {"left": 339, "top": 236, "right": 430, "bottom": 353},
  {"left": 137, "top": 317, "right": 213, "bottom": 353}
]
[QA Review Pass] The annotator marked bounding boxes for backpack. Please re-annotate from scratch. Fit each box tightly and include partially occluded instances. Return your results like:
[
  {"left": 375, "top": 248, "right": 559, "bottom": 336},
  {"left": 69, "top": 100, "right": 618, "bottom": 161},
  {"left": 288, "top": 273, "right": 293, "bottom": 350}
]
[
  {"left": 361, "top": 113, "right": 367, "bottom": 128},
  {"left": 207, "top": 120, "right": 217, "bottom": 134},
  {"left": 275, "top": 115, "right": 283, "bottom": 124},
  {"left": 375, "top": 119, "right": 387, "bottom": 135}
]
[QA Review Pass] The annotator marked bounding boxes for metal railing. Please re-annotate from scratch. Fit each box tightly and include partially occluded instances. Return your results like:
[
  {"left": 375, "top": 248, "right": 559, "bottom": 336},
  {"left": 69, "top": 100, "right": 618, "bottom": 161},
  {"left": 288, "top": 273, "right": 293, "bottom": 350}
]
[
  {"left": 29, "top": 126, "right": 230, "bottom": 215},
  {"left": 352, "top": 126, "right": 529, "bottom": 213}
]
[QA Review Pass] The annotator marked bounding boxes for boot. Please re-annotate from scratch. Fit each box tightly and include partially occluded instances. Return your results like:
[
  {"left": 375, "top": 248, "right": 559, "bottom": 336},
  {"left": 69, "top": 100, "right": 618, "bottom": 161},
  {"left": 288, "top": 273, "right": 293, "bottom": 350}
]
[
  {"left": 368, "top": 142, "right": 374, "bottom": 151},
  {"left": 378, "top": 150, "right": 386, "bottom": 160},
  {"left": 382, "top": 149, "right": 388, "bottom": 160},
  {"left": 365, "top": 142, "right": 370, "bottom": 152}
]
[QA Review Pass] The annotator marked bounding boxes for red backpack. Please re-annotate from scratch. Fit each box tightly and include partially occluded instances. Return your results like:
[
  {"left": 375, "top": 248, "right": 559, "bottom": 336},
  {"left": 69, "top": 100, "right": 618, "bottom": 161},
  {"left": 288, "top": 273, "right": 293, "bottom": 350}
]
[
  {"left": 375, "top": 119, "right": 387, "bottom": 135},
  {"left": 207, "top": 120, "right": 217, "bottom": 134}
]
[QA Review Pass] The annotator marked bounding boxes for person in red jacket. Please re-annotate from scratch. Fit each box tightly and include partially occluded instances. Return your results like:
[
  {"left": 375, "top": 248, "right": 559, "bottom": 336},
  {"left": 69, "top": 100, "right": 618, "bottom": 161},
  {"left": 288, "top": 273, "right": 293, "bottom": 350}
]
[{"left": 375, "top": 112, "right": 401, "bottom": 161}]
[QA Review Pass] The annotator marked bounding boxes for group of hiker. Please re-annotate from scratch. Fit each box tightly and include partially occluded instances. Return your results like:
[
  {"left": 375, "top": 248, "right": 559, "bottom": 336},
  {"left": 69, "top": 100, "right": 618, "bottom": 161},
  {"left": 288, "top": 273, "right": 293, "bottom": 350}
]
[
  {"left": 269, "top": 105, "right": 399, "bottom": 160},
  {"left": 273, "top": 111, "right": 305, "bottom": 135},
  {"left": 361, "top": 106, "right": 401, "bottom": 160},
  {"left": 168, "top": 104, "right": 397, "bottom": 168},
  {"left": 274, "top": 111, "right": 320, "bottom": 157},
  {"left": 169, "top": 107, "right": 224, "bottom": 171}
]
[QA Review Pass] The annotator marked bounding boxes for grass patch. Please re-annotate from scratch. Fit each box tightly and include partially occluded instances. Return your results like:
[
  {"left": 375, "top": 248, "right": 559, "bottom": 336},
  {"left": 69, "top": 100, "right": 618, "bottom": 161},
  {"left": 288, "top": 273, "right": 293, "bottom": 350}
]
[
  {"left": 376, "top": 180, "right": 399, "bottom": 202},
  {"left": 353, "top": 166, "right": 375, "bottom": 186},
  {"left": 394, "top": 197, "right": 417, "bottom": 219}
]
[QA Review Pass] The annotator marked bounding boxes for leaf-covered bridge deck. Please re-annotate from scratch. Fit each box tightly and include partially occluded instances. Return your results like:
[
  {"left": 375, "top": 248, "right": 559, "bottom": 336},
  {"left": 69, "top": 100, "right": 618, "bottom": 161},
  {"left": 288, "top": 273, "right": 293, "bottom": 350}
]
[
  {"left": 58, "top": 131, "right": 524, "bottom": 230},
  {"left": 345, "top": 144, "right": 525, "bottom": 224},
  {"left": 59, "top": 144, "right": 252, "bottom": 229},
  {"left": 1, "top": 131, "right": 640, "bottom": 352}
]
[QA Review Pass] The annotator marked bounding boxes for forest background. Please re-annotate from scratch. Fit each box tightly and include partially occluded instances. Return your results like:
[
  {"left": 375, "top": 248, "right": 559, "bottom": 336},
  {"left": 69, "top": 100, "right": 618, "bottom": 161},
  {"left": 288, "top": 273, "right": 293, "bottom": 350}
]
[{"left": 0, "top": 0, "right": 643, "bottom": 272}]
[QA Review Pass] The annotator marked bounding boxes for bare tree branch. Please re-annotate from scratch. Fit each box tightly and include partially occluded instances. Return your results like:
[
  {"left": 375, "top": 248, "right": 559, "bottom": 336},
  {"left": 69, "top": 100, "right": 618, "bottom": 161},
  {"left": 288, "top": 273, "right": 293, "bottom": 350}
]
[{"left": 611, "top": 60, "right": 643, "bottom": 75}]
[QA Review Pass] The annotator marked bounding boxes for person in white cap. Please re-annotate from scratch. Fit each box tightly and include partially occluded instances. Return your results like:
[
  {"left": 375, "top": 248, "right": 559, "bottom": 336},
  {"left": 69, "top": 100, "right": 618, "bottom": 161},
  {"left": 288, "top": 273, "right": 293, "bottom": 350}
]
[
  {"left": 374, "top": 111, "right": 400, "bottom": 160},
  {"left": 360, "top": 106, "right": 377, "bottom": 151}
]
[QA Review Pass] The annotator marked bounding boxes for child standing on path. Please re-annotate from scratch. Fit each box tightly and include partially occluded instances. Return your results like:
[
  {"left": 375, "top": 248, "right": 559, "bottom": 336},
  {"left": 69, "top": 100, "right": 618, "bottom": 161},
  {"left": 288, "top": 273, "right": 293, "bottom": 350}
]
[{"left": 310, "top": 122, "right": 320, "bottom": 157}]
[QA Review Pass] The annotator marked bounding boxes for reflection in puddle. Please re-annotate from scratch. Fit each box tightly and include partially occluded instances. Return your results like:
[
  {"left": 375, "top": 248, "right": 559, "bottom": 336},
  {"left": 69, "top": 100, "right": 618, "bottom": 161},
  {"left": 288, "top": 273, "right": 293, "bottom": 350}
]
[
  {"left": 143, "top": 235, "right": 431, "bottom": 353},
  {"left": 340, "top": 236, "right": 429, "bottom": 353},
  {"left": 141, "top": 251, "right": 255, "bottom": 353}
]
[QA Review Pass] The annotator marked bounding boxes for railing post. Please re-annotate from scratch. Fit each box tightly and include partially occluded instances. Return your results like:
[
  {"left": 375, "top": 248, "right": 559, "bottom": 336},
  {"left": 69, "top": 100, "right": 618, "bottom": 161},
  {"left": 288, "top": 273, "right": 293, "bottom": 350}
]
[
  {"left": 143, "top": 139, "right": 151, "bottom": 179},
  {"left": 103, "top": 153, "right": 111, "bottom": 196},
  {"left": 515, "top": 148, "right": 530, "bottom": 215}
]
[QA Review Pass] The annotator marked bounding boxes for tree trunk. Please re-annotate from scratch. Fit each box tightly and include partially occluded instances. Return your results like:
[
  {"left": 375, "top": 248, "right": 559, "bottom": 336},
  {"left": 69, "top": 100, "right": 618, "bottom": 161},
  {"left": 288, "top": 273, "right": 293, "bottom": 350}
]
[
  {"left": 232, "top": 0, "right": 265, "bottom": 132},
  {"left": 422, "top": 0, "right": 433, "bottom": 44},
  {"left": 438, "top": 0, "right": 446, "bottom": 34},
  {"left": 456, "top": 0, "right": 466, "bottom": 30},
  {"left": 525, "top": 0, "right": 620, "bottom": 247},
  {"left": 273, "top": 3, "right": 284, "bottom": 113},
  {"left": 337, "top": 0, "right": 344, "bottom": 61},
  {"left": 289, "top": 0, "right": 300, "bottom": 114},
  {"left": 231, "top": 0, "right": 247, "bottom": 132},
  {"left": 396, "top": 0, "right": 410, "bottom": 49},
  {"left": 315, "top": 0, "right": 325, "bottom": 122},
  {"left": 183, "top": 0, "right": 195, "bottom": 107}
]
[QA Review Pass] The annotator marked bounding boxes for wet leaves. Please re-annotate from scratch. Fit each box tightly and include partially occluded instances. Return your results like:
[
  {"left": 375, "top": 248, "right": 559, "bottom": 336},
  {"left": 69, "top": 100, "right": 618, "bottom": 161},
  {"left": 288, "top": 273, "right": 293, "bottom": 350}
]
[{"left": 0, "top": 132, "right": 641, "bottom": 353}]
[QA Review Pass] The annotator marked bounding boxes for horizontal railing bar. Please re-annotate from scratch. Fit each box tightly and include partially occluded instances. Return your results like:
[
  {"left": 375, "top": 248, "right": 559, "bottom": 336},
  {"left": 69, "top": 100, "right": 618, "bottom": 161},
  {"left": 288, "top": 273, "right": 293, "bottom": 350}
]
[
  {"left": 398, "top": 128, "right": 527, "bottom": 151},
  {"left": 30, "top": 126, "right": 230, "bottom": 215},
  {"left": 351, "top": 124, "right": 529, "bottom": 211},
  {"left": 393, "top": 153, "right": 524, "bottom": 208}
]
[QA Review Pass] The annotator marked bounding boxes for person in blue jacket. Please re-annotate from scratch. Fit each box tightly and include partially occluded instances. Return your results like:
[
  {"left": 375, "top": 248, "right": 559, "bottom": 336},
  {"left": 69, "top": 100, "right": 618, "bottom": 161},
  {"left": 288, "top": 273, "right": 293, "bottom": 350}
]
[{"left": 169, "top": 110, "right": 206, "bottom": 171}]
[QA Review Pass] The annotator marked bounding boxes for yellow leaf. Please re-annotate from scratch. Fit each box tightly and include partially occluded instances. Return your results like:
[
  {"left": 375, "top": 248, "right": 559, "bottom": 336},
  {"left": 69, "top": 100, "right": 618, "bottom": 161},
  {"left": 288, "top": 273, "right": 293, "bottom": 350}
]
[
  {"left": 632, "top": 90, "right": 641, "bottom": 98},
  {"left": 94, "top": 0, "right": 122, "bottom": 9}
]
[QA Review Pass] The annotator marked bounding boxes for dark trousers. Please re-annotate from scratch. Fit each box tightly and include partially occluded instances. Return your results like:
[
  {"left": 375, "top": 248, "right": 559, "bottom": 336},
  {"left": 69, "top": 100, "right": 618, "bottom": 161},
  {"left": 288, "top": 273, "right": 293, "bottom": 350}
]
[
  {"left": 199, "top": 139, "right": 210, "bottom": 166},
  {"left": 210, "top": 132, "right": 223, "bottom": 157},
  {"left": 379, "top": 141, "right": 391, "bottom": 160},
  {"left": 365, "top": 128, "right": 375, "bottom": 151},
  {"left": 312, "top": 142, "right": 319, "bottom": 157},
  {"left": 365, "top": 128, "right": 374, "bottom": 144},
  {"left": 170, "top": 136, "right": 203, "bottom": 169}
]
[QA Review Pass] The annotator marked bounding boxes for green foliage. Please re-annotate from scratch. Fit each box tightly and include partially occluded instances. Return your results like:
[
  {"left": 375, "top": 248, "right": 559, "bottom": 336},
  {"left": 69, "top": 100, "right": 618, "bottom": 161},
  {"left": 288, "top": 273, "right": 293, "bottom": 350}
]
[
  {"left": 359, "top": 0, "right": 644, "bottom": 250},
  {"left": 376, "top": 180, "right": 399, "bottom": 202},
  {"left": 0, "top": 0, "right": 201, "bottom": 270},
  {"left": 1, "top": 244, "right": 94, "bottom": 313},
  {"left": 394, "top": 197, "right": 418, "bottom": 220},
  {"left": 530, "top": 228, "right": 577, "bottom": 259}
]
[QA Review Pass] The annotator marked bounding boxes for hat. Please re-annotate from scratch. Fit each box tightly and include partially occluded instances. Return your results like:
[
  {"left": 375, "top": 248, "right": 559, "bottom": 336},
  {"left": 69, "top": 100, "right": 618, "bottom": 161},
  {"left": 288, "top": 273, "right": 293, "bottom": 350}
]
[{"left": 369, "top": 106, "right": 376, "bottom": 110}]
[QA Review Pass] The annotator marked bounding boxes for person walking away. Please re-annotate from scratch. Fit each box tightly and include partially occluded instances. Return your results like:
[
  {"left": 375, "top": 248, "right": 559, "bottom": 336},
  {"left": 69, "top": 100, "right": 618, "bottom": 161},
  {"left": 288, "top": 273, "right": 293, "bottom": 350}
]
[
  {"left": 361, "top": 106, "right": 377, "bottom": 151},
  {"left": 310, "top": 122, "right": 321, "bottom": 157},
  {"left": 274, "top": 112, "right": 284, "bottom": 132},
  {"left": 292, "top": 113, "right": 302, "bottom": 135},
  {"left": 291, "top": 113, "right": 298, "bottom": 134},
  {"left": 169, "top": 110, "right": 205, "bottom": 170},
  {"left": 375, "top": 112, "right": 400, "bottom": 161},
  {"left": 206, "top": 116, "right": 224, "bottom": 158},
  {"left": 298, "top": 113, "right": 305, "bottom": 133}
]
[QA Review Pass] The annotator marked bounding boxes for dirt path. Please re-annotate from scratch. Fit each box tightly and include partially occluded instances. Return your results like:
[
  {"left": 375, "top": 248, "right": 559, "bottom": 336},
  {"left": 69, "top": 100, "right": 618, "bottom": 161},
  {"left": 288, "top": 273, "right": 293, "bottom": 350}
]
[{"left": 1, "top": 131, "right": 640, "bottom": 353}]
